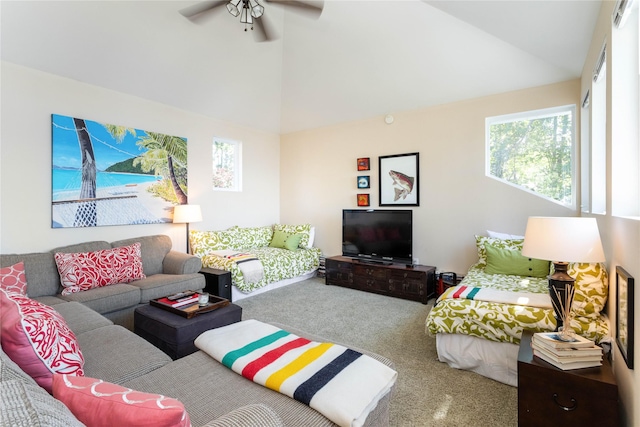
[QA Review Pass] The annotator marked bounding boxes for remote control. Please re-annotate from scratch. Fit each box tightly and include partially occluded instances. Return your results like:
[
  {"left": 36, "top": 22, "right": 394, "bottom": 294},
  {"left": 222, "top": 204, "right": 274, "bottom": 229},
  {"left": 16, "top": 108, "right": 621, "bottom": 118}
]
[{"left": 167, "top": 291, "right": 194, "bottom": 301}]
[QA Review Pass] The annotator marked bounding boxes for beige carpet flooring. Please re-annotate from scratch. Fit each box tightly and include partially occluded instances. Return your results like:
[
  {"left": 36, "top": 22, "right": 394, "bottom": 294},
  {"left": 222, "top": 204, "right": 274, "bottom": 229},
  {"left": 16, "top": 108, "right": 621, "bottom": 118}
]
[{"left": 235, "top": 277, "right": 518, "bottom": 427}]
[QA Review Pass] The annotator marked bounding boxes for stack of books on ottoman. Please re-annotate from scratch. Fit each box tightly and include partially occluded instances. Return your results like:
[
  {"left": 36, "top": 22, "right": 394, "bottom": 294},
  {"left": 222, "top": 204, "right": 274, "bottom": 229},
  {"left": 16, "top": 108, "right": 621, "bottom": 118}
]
[{"left": 531, "top": 332, "right": 603, "bottom": 370}]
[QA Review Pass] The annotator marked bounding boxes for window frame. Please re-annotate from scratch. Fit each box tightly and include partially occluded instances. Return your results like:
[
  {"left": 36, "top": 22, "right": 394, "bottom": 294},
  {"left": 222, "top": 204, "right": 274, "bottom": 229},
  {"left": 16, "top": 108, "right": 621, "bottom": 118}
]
[
  {"left": 212, "top": 137, "right": 242, "bottom": 192},
  {"left": 485, "top": 104, "right": 577, "bottom": 209}
]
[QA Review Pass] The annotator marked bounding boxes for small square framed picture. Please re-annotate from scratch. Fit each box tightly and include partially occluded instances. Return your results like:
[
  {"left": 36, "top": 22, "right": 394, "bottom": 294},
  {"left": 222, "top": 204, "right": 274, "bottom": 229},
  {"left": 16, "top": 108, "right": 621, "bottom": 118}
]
[
  {"left": 357, "top": 175, "right": 370, "bottom": 189},
  {"left": 357, "top": 194, "right": 370, "bottom": 207},
  {"left": 357, "top": 158, "right": 370, "bottom": 171}
]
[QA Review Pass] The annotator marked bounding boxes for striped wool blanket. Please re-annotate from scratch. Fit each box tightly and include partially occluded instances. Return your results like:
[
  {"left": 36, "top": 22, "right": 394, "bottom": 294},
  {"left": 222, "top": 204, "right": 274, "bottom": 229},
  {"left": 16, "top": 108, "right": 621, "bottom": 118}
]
[
  {"left": 210, "top": 250, "right": 264, "bottom": 284},
  {"left": 440, "top": 285, "right": 553, "bottom": 309},
  {"left": 194, "top": 320, "right": 397, "bottom": 427}
]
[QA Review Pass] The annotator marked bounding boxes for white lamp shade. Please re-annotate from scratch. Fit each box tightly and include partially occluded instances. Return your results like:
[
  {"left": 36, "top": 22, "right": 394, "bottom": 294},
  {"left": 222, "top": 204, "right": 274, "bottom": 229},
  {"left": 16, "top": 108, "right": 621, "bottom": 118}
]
[
  {"left": 521, "top": 217, "right": 605, "bottom": 263},
  {"left": 173, "top": 205, "right": 202, "bottom": 224}
]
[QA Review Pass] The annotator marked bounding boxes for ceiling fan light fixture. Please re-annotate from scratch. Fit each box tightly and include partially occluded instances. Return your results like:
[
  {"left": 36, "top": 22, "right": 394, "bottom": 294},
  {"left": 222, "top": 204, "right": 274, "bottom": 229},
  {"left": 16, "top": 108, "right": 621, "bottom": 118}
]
[
  {"left": 240, "top": 5, "right": 253, "bottom": 25},
  {"left": 250, "top": 0, "right": 264, "bottom": 18},
  {"left": 226, "top": 0, "right": 241, "bottom": 17}
]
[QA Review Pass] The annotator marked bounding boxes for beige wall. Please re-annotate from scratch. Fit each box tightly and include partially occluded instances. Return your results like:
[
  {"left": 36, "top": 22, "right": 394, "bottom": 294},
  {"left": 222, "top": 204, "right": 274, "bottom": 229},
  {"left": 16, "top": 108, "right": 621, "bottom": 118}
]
[
  {"left": 281, "top": 80, "right": 579, "bottom": 273},
  {"left": 581, "top": 2, "right": 640, "bottom": 426},
  {"left": 0, "top": 62, "right": 281, "bottom": 254}
]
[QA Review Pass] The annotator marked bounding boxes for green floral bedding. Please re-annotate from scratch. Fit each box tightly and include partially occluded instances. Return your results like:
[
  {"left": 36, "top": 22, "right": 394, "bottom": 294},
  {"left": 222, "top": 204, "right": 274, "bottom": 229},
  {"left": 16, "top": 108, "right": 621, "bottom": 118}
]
[
  {"left": 190, "top": 225, "right": 321, "bottom": 293},
  {"left": 425, "top": 236, "right": 610, "bottom": 345}
]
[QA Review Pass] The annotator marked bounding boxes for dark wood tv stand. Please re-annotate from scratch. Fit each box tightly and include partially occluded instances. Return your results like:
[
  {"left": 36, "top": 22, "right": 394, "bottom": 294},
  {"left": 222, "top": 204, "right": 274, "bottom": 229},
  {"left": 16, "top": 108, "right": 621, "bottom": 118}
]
[{"left": 325, "top": 256, "right": 436, "bottom": 304}]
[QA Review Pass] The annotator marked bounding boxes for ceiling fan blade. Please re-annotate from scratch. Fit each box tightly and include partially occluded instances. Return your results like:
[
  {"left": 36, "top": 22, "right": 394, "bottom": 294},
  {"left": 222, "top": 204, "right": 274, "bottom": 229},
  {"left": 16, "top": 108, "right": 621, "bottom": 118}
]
[
  {"left": 265, "top": 0, "right": 324, "bottom": 18},
  {"left": 253, "top": 16, "right": 277, "bottom": 42},
  {"left": 179, "top": 0, "right": 228, "bottom": 18}
]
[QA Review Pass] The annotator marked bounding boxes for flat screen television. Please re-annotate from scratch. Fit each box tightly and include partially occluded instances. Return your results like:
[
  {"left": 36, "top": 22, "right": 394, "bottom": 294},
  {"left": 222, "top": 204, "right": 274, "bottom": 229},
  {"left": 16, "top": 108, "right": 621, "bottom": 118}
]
[{"left": 342, "top": 209, "right": 413, "bottom": 266}]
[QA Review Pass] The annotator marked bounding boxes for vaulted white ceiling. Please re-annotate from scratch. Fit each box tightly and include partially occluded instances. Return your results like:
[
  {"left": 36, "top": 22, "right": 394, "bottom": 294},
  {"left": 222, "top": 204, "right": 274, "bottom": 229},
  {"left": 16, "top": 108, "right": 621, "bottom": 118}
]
[{"left": 1, "top": 0, "right": 602, "bottom": 134}]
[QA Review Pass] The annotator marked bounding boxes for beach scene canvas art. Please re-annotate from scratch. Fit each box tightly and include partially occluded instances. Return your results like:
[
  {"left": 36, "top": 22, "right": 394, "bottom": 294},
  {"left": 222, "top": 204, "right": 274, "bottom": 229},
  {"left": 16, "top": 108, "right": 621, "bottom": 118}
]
[{"left": 52, "top": 114, "right": 188, "bottom": 228}]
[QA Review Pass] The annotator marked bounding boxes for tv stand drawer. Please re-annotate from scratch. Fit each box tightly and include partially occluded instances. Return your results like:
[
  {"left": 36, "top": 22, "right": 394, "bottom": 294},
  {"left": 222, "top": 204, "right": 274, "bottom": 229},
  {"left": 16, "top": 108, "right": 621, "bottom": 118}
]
[{"left": 325, "top": 256, "right": 436, "bottom": 304}]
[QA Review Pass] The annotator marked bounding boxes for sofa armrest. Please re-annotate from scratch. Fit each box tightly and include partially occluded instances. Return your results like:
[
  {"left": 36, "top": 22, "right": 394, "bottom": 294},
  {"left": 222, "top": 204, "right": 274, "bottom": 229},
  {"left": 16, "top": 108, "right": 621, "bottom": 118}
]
[
  {"left": 163, "top": 251, "right": 202, "bottom": 275},
  {"left": 201, "top": 404, "right": 284, "bottom": 427}
]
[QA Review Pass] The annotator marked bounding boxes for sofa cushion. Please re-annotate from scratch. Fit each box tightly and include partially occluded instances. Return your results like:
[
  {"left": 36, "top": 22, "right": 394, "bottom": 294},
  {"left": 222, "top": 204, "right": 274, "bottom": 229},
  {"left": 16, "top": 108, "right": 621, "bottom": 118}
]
[
  {"left": 52, "top": 301, "right": 114, "bottom": 335},
  {"left": 0, "top": 290, "right": 84, "bottom": 393},
  {"left": 77, "top": 325, "right": 171, "bottom": 384},
  {"left": 54, "top": 243, "right": 146, "bottom": 295},
  {"left": 128, "top": 273, "right": 205, "bottom": 304},
  {"left": 0, "top": 261, "right": 28, "bottom": 296},
  {"left": 1, "top": 252, "right": 61, "bottom": 298},
  {"left": 0, "top": 378, "right": 84, "bottom": 427},
  {"left": 58, "top": 283, "right": 141, "bottom": 314},
  {"left": 111, "top": 235, "right": 172, "bottom": 276},
  {"left": 203, "top": 404, "right": 284, "bottom": 427},
  {"left": 52, "top": 240, "right": 112, "bottom": 255},
  {"left": 53, "top": 374, "right": 191, "bottom": 427}
]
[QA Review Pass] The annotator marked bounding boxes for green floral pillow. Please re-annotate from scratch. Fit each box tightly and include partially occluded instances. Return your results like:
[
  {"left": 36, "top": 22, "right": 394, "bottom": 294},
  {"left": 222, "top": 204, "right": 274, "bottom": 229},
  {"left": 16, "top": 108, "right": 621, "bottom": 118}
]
[
  {"left": 274, "top": 224, "right": 312, "bottom": 248},
  {"left": 189, "top": 229, "right": 238, "bottom": 257},
  {"left": 475, "top": 235, "right": 524, "bottom": 267},
  {"left": 231, "top": 226, "right": 274, "bottom": 249},
  {"left": 569, "top": 262, "right": 608, "bottom": 318}
]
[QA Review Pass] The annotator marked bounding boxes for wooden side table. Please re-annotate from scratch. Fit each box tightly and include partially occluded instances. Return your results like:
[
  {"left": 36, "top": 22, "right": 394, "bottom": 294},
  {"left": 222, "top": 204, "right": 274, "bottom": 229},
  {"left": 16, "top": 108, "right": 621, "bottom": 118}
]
[
  {"left": 517, "top": 330, "right": 619, "bottom": 426},
  {"left": 200, "top": 267, "right": 232, "bottom": 301}
]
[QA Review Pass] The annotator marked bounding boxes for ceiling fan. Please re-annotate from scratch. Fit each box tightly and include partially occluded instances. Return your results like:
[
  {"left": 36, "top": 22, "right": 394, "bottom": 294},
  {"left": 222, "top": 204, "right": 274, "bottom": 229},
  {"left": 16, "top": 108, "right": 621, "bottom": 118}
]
[{"left": 179, "top": 0, "right": 324, "bottom": 42}]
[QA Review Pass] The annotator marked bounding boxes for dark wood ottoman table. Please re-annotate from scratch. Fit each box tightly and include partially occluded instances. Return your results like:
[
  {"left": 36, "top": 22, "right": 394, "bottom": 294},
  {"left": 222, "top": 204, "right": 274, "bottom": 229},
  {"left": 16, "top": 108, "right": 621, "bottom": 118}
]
[{"left": 134, "top": 303, "right": 242, "bottom": 360}]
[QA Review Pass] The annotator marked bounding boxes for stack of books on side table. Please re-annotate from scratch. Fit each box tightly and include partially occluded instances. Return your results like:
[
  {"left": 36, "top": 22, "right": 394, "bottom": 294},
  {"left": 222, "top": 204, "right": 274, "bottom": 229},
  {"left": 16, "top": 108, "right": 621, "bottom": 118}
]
[{"left": 531, "top": 331, "right": 603, "bottom": 370}]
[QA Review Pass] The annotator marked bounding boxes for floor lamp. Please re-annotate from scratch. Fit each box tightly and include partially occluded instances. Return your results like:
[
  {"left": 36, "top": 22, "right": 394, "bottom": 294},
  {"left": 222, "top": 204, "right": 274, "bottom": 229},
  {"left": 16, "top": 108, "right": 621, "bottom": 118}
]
[
  {"left": 173, "top": 204, "right": 202, "bottom": 254},
  {"left": 522, "top": 216, "right": 605, "bottom": 341}
]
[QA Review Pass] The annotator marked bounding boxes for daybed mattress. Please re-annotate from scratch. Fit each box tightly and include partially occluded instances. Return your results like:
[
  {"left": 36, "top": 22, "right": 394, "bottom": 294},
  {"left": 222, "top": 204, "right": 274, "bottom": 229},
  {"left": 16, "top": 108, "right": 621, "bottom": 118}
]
[
  {"left": 201, "top": 246, "right": 322, "bottom": 293},
  {"left": 435, "top": 333, "right": 519, "bottom": 387},
  {"left": 230, "top": 271, "right": 316, "bottom": 302},
  {"left": 425, "top": 264, "right": 610, "bottom": 346}
]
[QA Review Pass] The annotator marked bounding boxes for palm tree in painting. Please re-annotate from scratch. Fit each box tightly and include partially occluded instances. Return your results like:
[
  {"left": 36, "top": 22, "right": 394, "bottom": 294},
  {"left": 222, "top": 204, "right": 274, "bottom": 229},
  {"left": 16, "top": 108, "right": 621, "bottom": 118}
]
[
  {"left": 72, "top": 121, "right": 138, "bottom": 227},
  {"left": 73, "top": 118, "right": 98, "bottom": 227},
  {"left": 134, "top": 132, "right": 188, "bottom": 205}
]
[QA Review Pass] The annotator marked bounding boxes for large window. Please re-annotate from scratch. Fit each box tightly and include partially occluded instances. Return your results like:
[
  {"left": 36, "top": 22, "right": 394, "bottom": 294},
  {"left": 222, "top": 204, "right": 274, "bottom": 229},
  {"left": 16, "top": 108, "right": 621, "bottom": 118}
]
[
  {"left": 486, "top": 106, "right": 576, "bottom": 207},
  {"left": 591, "top": 42, "right": 607, "bottom": 215},
  {"left": 212, "top": 138, "right": 242, "bottom": 191},
  {"left": 611, "top": 0, "right": 639, "bottom": 218}
]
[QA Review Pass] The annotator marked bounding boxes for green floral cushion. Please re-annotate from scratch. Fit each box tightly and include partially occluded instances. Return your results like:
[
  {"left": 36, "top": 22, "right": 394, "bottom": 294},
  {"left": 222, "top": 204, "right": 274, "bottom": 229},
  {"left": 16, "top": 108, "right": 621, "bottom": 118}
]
[
  {"left": 274, "top": 224, "right": 312, "bottom": 248},
  {"left": 569, "top": 262, "right": 608, "bottom": 319},
  {"left": 230, "top": 226, "right": 274, "bottom": 250},
  {"left": 475, "top": 235, "right": 524, "bottom": 267},
  {"left": 189, "top": 229, "right": 238, "bottom": 257}
]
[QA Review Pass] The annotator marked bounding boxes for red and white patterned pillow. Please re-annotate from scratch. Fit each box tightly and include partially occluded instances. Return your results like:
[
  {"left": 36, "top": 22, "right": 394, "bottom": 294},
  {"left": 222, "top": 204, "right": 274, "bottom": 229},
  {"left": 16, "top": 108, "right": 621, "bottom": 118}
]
[
  {"left": 55, "top": 243, "right": 146, "bottom": 295},
  {"left": 0, "top": 261, "right": 28, "bottom": 296},
  {"left": 0, "top": 289, "right": 84, "bottom": 393},
  {"left": 53, "top": 374, "right": 191, "bottom": 427}
]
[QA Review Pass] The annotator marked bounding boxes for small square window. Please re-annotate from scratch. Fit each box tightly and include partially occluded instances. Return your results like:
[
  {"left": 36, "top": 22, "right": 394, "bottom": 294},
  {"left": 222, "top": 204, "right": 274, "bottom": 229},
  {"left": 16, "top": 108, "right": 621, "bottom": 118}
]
[{"left": 212, "top": 138, "right": 242, "bottom": 191}]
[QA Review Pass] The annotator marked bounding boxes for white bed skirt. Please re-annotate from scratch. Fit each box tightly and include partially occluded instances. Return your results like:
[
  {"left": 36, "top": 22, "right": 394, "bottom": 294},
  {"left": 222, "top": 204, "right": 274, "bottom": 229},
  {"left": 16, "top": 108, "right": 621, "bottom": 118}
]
[
  {"left": 435, "top": 333, "right": 519, "bottom": 387},
  {"left": 231, "top": 270, "right": 317, "bottom": 302}
]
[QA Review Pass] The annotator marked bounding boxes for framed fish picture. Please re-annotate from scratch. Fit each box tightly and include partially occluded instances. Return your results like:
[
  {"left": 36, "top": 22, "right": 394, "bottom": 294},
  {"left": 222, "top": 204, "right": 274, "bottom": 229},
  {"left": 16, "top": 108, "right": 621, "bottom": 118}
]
[{"left": 378, "top": 152, "right": 419, "bottom": 206}]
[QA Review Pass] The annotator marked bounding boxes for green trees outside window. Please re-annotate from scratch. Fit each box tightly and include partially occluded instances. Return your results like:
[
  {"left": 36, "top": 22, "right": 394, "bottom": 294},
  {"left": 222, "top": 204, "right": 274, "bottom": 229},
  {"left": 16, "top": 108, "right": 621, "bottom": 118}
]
[{"left": 487, "top": 106, "right": 575, "bottom": 207}]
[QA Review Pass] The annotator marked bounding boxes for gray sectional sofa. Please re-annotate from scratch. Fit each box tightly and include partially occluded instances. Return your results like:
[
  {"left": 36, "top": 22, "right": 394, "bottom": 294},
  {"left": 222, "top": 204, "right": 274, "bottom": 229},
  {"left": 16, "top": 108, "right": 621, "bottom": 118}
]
[
  {"left": 0, "top": 234, "right": 395, "bottom": 426},
  {"left": 0, "top": 234, "right": 205, "bottom": 330}
]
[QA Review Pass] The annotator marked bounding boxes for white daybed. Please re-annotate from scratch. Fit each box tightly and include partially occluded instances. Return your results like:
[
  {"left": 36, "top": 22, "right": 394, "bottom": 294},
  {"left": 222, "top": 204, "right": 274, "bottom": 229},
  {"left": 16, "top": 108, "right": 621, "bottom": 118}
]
[
  {"left": 190, "top": 224, "right": 321, "bottom": 302},
  {"left": 425, "top": 235, "right": 610, "bottom": 386}
]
